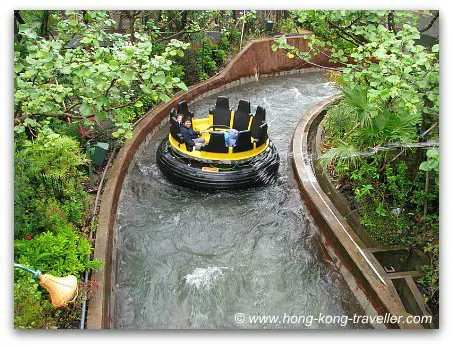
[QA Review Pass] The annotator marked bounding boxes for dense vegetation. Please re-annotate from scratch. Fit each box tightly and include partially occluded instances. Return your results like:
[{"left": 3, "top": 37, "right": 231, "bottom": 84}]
[
  {"left": 273, "top": 10, "right": 439, "bottom": 316},
  {"left": 14, "top": 10, "right": 439, "bottom": 327}
]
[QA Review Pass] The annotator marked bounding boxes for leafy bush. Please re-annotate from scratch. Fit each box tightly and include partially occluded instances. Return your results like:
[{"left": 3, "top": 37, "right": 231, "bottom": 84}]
[
  {"left": 14, "top": 10, "right": 189, "bottom": 142},
  {"left": 14, "top": 275, "right": 55, "bottom": 329},
  {"left": 15, "top": 222, "right": 101, "bottom": 277},
  {"left": 219, "top": 27, "right": 241, "bottom": 50},
  {"left": 14, "top": 128, "right": 89, "bottom": 238},
  {"left": 197, "top": 39, "right": 218, "bottom": 80},
  {"left": 322, "top": 96, "right": 439, "bottom": 313},
  {"left": 19, "top": 130, "right": 87, "bottom": 194},
  {"left": 278, "top": 17, "right": 299, "bottom": 34},
  {"left": 175, "top": 49, "right": 202, "bottom": 85},
  {"left": 212, "top": 48, "right": 227, "bottom": 66}
]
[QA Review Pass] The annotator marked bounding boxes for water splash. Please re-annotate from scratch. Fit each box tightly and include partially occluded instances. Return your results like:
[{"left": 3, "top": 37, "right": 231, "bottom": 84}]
[{"left": 184, "top": 266, "right": 228, "bottom": 290}]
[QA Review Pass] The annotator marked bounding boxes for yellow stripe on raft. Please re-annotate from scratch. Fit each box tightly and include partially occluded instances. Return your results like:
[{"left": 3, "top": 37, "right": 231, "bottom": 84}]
[
  {"left": 169, "top": 116, "right": 269, "bottom": 161},
  {"left": 169, "top": 134, "right": 269, "bottom": 161}
]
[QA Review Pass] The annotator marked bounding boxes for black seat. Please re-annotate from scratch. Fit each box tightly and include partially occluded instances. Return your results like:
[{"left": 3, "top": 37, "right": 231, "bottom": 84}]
[
  {"left": 211, "top": 108, "right": 232, "bottom": 128},
  {"left": 202, "top": 131, "right": 229, "bottom": 153},
  {"left": 250, "top": 106, "right": 266, "bottom": 138},
  {"left": 215, "top": 96, "right": 230, "bottom": 110},
  {"left": 170, "top": 117, "right": 184, "bottom": 144},
  {"left": 209, "top": 96, "right": 231, "bottom": 129},
  {"left": 237, "top": 100, "right": 251, "bottom": 114},
  {"left": 177, "top": 100, "right": 194, "bottom": 118},
  {"left": 232, "top": 100, "right": 252, "bottom": 131},
  {"left": 210, "top": 98, "right": 232, "bottom": 129},
  {"left": 233, "top": 130, "right": 254, "bottom": 153},
  {"left": 255, "top": 122, "right": 268, "bottom": 147}
]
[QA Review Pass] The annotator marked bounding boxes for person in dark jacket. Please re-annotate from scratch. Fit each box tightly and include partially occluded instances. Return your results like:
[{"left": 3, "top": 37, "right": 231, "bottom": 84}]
[{"left": 180, "top": 115, "right": 207, "bottom": 151}]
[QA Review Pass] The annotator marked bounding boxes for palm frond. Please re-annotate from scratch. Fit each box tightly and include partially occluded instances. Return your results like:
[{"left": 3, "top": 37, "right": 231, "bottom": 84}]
[
  {"left": 318, "top": 141, "right": 362, "bottom": 171},
  {"left": 340, "top": 84, "right": 374, "bottom": 127}
]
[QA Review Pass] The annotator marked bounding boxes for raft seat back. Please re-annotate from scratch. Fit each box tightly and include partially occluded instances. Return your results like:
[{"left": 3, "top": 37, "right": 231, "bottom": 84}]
[
  {"left": 233, "top": 100, "right": 252, "bottom": 131},
  {"left": 250, "top": 106, "right": 266, "bottom": 138},
  {"left": 233, "top": 130, "right": 254, "bottom": 153},
  {"left": 177, "top": 100, "right": 194, "bottom": 118},
  {"left": 237, "top": 99, "right": 251, "bottom": 114},
  {"left": 215, "top": 96, "right": 230, "bottom": 110},
  {"left": 170, "top": 117, "right": 184, "bottom": 144},
  {"left": 211, "top": 108, "right": 232, "bottom": 128},
  {"left": 255, "top": 122, "right": 268, "bottom": 147},
  {"left": 203, "top": 131, "right": 229, "bottom": 153}
]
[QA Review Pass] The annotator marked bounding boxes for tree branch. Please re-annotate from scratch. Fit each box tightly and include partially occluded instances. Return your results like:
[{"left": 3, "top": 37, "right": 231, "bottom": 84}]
[
  {"left": 104, "top": 78, "right": 118, "bottom": 97},
  {"left": 419, "top": 11, "right": 439, "bottom": 33},
  {"left": 387, "top": 11, "right": 397, "bottom": 35},
  {"left": 327, "top": 20, "right": 369, "bottom": 45},
  {"left": 154, "top": 29, "right": 202, "bottom": 43},
  {"left": 158, "top": 10, "right": 186, "bottom": 31},
  {"left": 14, "top": 112, "right": 84, "bottom": 126}
]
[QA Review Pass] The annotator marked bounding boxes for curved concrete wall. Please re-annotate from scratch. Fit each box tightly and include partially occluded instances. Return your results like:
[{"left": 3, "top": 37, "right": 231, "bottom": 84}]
[
  {"left": 291, "top": 96, "right": 424, "bottom": 329},
  {"left": 86, "top": 34, "right": 339, "bottom": 329}
]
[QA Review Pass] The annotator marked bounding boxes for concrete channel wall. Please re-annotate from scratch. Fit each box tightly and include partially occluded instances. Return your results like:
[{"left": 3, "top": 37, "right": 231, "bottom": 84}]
[
  {"left": 291, "top": 96, "right": 434, "bottom": 329},
  {"left": 86, "top": 34, "right": 340, "bottom": 329}
]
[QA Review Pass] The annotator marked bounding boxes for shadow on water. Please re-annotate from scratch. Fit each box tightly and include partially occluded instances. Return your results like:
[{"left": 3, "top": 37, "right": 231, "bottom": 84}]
[{"left": 113, "top": 72, "right": 371, "bottom": 329}]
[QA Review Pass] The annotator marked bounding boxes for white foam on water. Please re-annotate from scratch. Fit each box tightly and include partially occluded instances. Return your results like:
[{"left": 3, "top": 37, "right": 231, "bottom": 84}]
[
  {"left": 184, "top": 266, "right": 227, "bottom": 290},
  {"left": 292, "top": 87, "right": 302, "bottom": 98}
]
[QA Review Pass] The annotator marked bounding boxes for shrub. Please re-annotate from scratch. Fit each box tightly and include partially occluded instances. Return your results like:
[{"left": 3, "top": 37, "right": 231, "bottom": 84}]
[
  {"left": 176, "top": 49, "right": 202, "bottom": 85},
  {"left": 14, "top": 221, "right": 101, "bottom": 277},
  {"left": 18, "top": 131, "right": 87, "bottom": 199},
  {"left": 198, "top": 39, "right": 219, "bottom": 79},
  {"left": 14, "top": 275, "right": 55, "bottom": 329}
]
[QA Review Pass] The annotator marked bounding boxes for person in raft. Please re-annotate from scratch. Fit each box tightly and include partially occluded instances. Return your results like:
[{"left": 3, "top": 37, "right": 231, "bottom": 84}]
[
  {"left": 180, "top": 115, "right": 207, "bottom": 151},
  {"left": 224, "top": 129, "right": 239, "bottom": 147}
]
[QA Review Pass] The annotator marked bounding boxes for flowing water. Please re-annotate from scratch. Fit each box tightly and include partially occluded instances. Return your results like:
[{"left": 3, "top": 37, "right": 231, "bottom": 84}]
[{"left": 113, "top": 72, "right": 370, "bottom": 329}]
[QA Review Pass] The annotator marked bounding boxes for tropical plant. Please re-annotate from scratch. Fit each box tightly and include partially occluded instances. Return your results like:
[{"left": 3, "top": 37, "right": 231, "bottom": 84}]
[
  {"left": 14, "top": 275, "right": 55, "bottom": 329},
  {"left": 272, "top": 10, "right": 439, "bottom": 143},
  {"left": 14, "top": 10, "right": 189, "bottom": 140},
  {"left": 14, "top": 221, "right": 101, "bottom": 277}
]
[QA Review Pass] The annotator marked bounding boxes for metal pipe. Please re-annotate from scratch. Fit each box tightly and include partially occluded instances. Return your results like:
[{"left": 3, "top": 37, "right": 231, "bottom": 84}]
[{"left": 14, "top": 263, "right": 41, "bottom": 279}]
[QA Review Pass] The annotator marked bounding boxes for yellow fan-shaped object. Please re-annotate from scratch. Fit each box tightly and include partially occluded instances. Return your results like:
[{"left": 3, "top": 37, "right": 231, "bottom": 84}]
[{"left": 38, "top": 274, "right": 78, "bottom": 307}]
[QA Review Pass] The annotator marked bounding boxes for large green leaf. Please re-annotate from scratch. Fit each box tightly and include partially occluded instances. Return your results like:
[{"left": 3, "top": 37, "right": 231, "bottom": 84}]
[
  {"left": 80, "top": 103, "right": 92, "bottom": 116},
  {"left": 152, "top": 71, "right": 166, "bottom": 85}
]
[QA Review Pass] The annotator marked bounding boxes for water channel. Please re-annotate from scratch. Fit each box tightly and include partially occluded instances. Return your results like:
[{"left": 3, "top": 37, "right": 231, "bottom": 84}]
[{"left": 112, "top": 72, "right": 370, "bottom": 329}]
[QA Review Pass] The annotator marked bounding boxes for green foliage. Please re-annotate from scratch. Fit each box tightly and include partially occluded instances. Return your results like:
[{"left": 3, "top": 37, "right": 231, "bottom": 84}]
[
  {"left": 176, "top": 49, "right": 202, "bottom": 86},
  {"left": 419, "top": 241, "right": 439, "bottom": 304},
  {"left": 15, "top": 222, "right": 101, "bottom": 277},
  {"left": 219, "top": 26, "right": 241, "bottom": 50},
  {"left": 273, "top": 10, "right": 439, "bottom": 137},
  {"left": 419, "top": 148, "right": 439, "bottom": 173},
  {"left": 278, "top": 18, "right": 299, "bottom": 34},
  {"left": 318, "top": 140, "right": 361, "bottom": 170},
  {"left": 198, "top": 39, "right": 218, "bottom": 80},
  {"left": 319, "top": 84, "right": 420, "bottom": 170},
  {"left": 15, "top": 10, "right": 189, "bottom": 141},
  {"left": 20, "top": 129, "right": 87, "bottom": 184},
  {"left": 14, "top": 125, "right": 90, "bottom": 253},
  {"left": 175, "top": 37, "right": 227, "bottom": 85},
  {"left": 14, "top": 275, "right": 55, "bottom": 329},
  {"left": 322, "top": 99, "right": 439, "bottom": 310}
]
